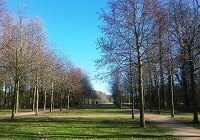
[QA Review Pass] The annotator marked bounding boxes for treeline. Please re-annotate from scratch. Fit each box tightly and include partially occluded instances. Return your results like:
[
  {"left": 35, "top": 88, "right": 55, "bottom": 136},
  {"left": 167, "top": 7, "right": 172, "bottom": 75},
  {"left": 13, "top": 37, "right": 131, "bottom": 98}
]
[
  {"left": 94, "top": 90, "right": 110, "bottom": 103},
  {"left": 96, "top": 0, "right": 200, "bottom": 127},
  {"left": 0, "top": 0, "right": 104, "bottom": 118}
]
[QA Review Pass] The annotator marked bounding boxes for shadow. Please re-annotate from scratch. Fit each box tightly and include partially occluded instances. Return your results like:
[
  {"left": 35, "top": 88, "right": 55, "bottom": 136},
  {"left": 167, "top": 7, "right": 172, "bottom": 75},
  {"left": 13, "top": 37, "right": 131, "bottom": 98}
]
[
  {"left": 47, "top": 133, "right": 173, "bottom": 139},
  {"left": 0, "top": 133, "right": 173, "bottom": 139}
]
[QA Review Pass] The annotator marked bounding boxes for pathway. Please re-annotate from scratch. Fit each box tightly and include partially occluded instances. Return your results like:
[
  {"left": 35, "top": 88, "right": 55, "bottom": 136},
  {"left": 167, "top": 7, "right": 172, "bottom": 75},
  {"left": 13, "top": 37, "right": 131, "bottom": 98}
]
[
  {"left": 0, "top": 109, "right": 60, "bottom": 119},
  {"left": 143, "top": 111, "right": 200, "bottom": 140}
]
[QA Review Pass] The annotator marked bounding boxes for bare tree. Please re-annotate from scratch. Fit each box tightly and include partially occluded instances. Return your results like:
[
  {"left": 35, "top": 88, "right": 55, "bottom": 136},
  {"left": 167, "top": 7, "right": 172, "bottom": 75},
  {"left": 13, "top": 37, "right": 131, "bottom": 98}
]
[
  {"left": 97, "top": 0, "right": 162, "bottom": 127},
  {"left": 169, "top": 0, "right": 199, "bottom": 123}
]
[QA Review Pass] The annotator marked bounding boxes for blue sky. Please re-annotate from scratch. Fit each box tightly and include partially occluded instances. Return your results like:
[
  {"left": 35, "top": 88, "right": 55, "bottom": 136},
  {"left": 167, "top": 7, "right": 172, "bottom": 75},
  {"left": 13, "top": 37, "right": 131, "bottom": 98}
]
[{"left": 6, "top": 0, "right": 109, "bottom": 94}]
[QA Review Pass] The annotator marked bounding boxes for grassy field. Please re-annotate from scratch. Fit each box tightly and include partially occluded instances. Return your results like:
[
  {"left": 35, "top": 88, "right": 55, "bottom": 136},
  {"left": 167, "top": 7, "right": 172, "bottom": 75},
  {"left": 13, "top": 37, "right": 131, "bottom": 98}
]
[{"left": 0, "top": 104, "right": 177, "bottom": 140}]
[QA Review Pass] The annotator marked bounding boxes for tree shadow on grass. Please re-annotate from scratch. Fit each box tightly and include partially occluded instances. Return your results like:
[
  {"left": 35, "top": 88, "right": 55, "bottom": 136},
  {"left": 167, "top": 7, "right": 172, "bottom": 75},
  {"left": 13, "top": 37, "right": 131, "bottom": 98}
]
[
  {"left": 48, "top": 133, "right": 175, "bottom": 139},
  {"left": 0, "top": 133, "right": 175, "bottom": 140}
]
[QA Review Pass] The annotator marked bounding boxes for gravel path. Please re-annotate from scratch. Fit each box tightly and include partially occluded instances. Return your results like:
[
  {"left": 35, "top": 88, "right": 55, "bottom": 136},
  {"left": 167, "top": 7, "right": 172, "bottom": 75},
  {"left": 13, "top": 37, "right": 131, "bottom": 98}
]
[{"left": 143, "top": 112, "right": 200, "bottom": 140}]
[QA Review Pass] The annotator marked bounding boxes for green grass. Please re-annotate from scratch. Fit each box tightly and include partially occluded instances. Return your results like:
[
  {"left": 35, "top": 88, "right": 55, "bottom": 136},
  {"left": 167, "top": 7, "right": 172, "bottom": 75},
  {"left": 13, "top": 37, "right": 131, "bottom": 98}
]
[
  {"left": 0, "top": 110, "right": 11, "bottom": 115},
  {"left": 0, "top": 104, "right": 177, "bottom": 140}
]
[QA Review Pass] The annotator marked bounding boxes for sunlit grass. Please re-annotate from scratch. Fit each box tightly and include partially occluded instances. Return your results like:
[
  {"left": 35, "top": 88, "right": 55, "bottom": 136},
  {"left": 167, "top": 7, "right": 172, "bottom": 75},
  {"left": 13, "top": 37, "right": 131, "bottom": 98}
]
[
  {"left": 0, "top": 104, "right": 177, "bottom": 140},
  {"left": 0, "top": 110, "right": 11, "bottom": 115}
]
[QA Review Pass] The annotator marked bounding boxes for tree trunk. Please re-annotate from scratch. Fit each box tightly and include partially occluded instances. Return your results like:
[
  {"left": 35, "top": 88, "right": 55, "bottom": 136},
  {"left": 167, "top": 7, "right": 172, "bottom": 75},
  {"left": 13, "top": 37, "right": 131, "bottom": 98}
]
[
  {"left": 84, "top": 94, "right": 86, "bottom": 107},
  {"left": 154, "top": 74, "right": 160, "bottom": 114},
  {"left": 168, "top": 67, "right": 174, "bottom": 117},
  {"left": 180, "top": 46, "right": 190, "bottom": 107},
  {"left": 159, "top": 49, "right": 166, "bottom": 108},
  {"left": 15, "top": 80, "right": 19, "bottom": 114},
  {"left": 131, "top": 78, "right": 135, "bottom": 119},
  {"left": 4, "top": 81, "right": 7, "bottom": 109},
  {"left": 50, "top": 81, "right": 54, "bottom": 112},
  {"left": 181, "top": 62, "right": 190, "bottom": 107},
  {"left": 130, "top": 47, "right": 135, "bottom": 119},
  {"left": 189, "top": 59, "right": 199, "bottom": 123},
  {"left": 11, "top": 80, "right": 17, "bottom": 119},
  {"left": 149, "top": 80, "right": 152, "bottom": 112},
  {"left": 67, "top": 94, "right": 70, "bottom": 110},
  {"left": 60, "top": 88, "right": 63, "bottom": 111},
  {"left": 160, "top": 75, "right": 166, "bottom": 108},
  {"left": 120, "top": 93, "right": 122, "bottom": 109},
  {"left": 138, "top": 54, "right": 145, "bottom": 128},
  {"left": 35, "top": 73, "right": 39, "bottom": 115},
  {"left": 157, "top": 83, "right": 160, "bottom": 114},
  {"left": 32, "top": 86, "right": 36, "bottom": 111},
  {"left": 43, "top": 89, "right": 46, "bottom": 110}
]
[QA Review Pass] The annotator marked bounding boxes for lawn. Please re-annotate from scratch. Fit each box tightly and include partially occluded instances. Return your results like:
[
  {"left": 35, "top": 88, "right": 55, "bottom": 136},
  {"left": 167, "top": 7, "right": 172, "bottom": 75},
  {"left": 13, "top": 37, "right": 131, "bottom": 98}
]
[{"left": 0, "top": 104, "right": 177, "bottom": 140}]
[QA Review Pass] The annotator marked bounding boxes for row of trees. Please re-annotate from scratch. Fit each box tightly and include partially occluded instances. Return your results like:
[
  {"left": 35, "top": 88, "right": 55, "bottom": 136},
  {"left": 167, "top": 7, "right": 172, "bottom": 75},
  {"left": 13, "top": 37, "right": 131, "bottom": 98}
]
[
  {"left": 0, "top": 0, "right": 103, "bottom": 118},
  {"left": 96, "top": 0, "right": 200, "bottom": 127}
]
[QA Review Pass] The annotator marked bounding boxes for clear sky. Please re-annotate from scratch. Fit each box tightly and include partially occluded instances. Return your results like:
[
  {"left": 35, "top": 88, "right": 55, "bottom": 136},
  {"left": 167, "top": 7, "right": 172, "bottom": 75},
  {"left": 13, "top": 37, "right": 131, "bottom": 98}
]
[{"left": 6, "top": 0, "right": 110, "bottom": 94}]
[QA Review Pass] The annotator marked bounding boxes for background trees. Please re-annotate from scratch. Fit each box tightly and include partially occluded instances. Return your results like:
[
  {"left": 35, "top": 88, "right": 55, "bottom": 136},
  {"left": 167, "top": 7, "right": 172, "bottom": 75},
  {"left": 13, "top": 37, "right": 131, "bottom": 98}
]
[{"left": 0, "top": 0, "right": 106, "bottom": 118}]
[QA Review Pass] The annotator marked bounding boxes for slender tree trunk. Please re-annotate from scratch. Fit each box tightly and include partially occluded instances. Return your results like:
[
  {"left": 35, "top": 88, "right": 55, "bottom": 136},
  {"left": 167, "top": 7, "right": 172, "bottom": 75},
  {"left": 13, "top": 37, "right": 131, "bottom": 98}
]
[
  {"left": 130, "top": 47, "right": 134, "bottom": 119},
  {"left": 35, "top": 73, "right": 39, "bottom": 115},
  {"left": 43, "top": 89, "right": 46, "bottom": 110},
  {"left": 60, "top": 88, "right": 63, "bottom": 111},
  {"left": 72, "top": 92, "right": 74, "bottom": 109},
  {"left": 4, "top": 81, "right": 7, "bottom": 109},
  {"left": 149, "top": 80, "right": 152, "bottom": 112},
  {"left": 160, "top": 74, "right": 166, "bottom": 108},
  {"left": 131, "top": 80, "right": 135, "bottom": 120},
  {"left": 149, "top": 84, "right": 152, "bottom": 112},
  {"left": 9, "top": 86, "right": 13, "bottom": 109},
  {"left": 29, "top": 88, "right": 32, "bottom": 108},
  {"left": 157, "top": 83, "right": 160, "bottom": 114},
  {"left": 88, "top": 96, "right": 90, "bottom": 105},
  {"left": 84, "top": 94, "right": 86, "bottom": 107},
  {"left": 120, "top": 93, "right": 122, "bottom": 109},
  {"left": 168, "top": 67, "right": 174, "bottom": 117},
  {"left": 50, "top": 81, "right": 54, "bottom": 112},
  {"left": 15, "top": 80, "right": 19, "bottom": 114},
  {"left": 154, "top": 74, "right": 160, "bottom": 114},
  {"left": 11, "top": 80, "right": 17, "bottom": 119},
  {"left": 32, "top": 85, "right": 36, "bottom": 111},
  {"left": 67, "top": 94, "right": 70, "bottom": 110}
]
